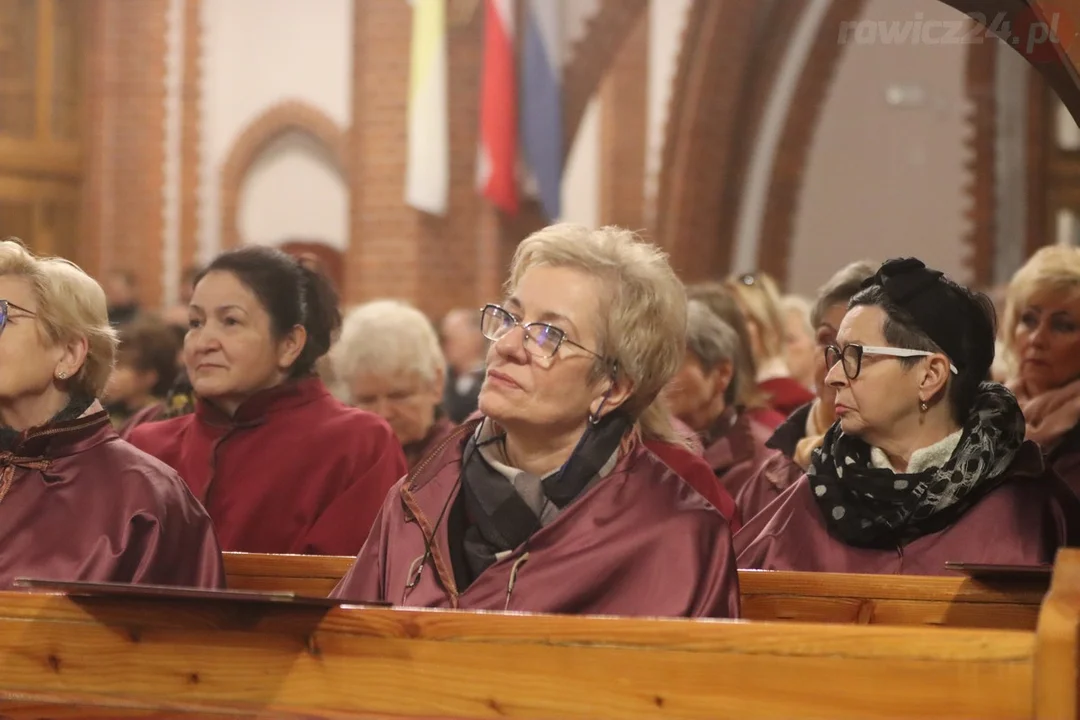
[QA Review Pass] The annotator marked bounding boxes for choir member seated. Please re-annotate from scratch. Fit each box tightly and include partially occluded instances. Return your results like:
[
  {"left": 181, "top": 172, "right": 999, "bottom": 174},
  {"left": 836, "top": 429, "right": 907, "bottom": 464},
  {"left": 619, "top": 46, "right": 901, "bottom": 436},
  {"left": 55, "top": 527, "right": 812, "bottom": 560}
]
[
  {"left": 1002, "top": 247, "right": 1080, "bottom": 497},
  {"left": 739, "top": 261, "right": 878, "bottom": 522},
  {"left": 724, "top": 271, "right": 814, "bottom": 417},
  {"left": 128, "top": 246, "right": 407, "bottom": 555},
  {"left": 663, "top": 300, "right": 773, "bottom": 523},
  {"left": 103, "top": 317, "right": 181, "bottom": 431},
  {"left": 686, "top": 282, "right": 784, "bottom": 429},
  {"left": 0, "top": 239, "right": 223, "bottom": 588},
  {"left": 736, "top": 258, "right": 1080, "bottom": 574},
  {"left": 333, "top": 299, "right": 455, "bottom": 470},
  {"left": 332, "top": 224, "right": 740, "bottom": 618}
]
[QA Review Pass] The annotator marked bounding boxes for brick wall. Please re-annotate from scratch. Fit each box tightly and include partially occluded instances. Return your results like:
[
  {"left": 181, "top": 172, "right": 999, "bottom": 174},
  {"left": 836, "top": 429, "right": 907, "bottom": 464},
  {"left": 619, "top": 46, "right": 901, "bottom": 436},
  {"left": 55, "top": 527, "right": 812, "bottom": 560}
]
[{"left": 83, "top": 0, "right": 168, "bottom": 307}]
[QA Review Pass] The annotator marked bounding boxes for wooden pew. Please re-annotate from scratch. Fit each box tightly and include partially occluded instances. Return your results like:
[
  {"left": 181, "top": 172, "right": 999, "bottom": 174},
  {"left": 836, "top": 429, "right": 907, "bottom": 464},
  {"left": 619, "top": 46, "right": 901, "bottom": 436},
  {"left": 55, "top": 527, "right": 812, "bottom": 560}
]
[
  {"left": 1, "top": 550, "right": 1079, "bottom": 718},
  {"left": 223, "top": 551, "right": 1050, "bottom": 630}
]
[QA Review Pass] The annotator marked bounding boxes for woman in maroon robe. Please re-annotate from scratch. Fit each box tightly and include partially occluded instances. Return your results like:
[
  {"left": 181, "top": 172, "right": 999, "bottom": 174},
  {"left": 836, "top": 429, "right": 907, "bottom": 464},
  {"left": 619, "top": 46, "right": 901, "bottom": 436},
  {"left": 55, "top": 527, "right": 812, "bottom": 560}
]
[
  {"left": 128, "top": 246, "right": 407, "bottom": 555},
  {"left": 332, "top": 224, "right": 739, "bottom": 618},
  {"left": 663, "top": 300, "right": 771, "bottom": 525},
  {"left": 1000, "top": 247, "right": 1080, "bottom": 497},
  {"left": 332, "top": 299, "right": 456, "bottom": 469},
  {"left": 0, "top": 239, "right": 223, "bottom": 588},
  {"left": 737, "top": 258, "right": 1080, "bottom": 575}
]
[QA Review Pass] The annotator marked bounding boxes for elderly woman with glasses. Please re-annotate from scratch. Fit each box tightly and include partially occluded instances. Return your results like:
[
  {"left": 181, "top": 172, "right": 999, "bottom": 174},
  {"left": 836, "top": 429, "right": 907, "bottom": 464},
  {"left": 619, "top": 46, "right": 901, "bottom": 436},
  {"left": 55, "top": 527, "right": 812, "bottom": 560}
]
[
  {"left": 332, "top": 224, "right": 740, "bottom": 618},
  {"left": 0, "top": 239, "right": 224, "bottom": 588},
  {"left": 332, "top": 299, "right": 455, "bottom": 469},
  {"left": 736, "top": 258, "right": 1079, "bottom": 575}
]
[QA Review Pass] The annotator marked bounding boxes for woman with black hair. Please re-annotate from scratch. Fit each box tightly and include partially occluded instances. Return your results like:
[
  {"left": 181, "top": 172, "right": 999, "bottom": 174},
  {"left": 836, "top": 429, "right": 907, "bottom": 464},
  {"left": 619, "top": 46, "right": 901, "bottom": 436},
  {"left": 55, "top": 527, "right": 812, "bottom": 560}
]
[
  {"left": 129, "top": 246, "right": 407, "bottom": 555},
  {"left": 736, "top": 258, "right": 1080, "bottom": 574}
]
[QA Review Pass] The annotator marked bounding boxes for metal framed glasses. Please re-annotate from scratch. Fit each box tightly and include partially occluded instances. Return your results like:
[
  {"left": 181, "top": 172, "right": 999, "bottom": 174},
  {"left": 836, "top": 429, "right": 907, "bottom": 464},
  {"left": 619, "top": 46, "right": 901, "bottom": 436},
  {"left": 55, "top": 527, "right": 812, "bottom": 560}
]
[
  {"left": 0, "top": 299, "right": 36, "bottom": 333},
  {"left": 480, "top": 303, "right": 605, "bottom": 362},
  {"left": 824, "top": 343, "right": 959, "bottom": 381}
]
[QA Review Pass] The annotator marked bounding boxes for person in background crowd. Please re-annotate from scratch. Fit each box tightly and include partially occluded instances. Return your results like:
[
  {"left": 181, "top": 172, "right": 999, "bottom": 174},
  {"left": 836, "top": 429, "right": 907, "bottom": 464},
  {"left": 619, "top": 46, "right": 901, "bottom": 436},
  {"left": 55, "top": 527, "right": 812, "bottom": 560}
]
[
  {"left": 103, "top": 318, "right": 181, "bottom": 431},
  {"left": 162, "top": 265, "right": 203, "bottom": 330},
  {"left": 781, "top": 295, "right": 816, "bottom": 392},
  {"left": 103, "top": 269, "right": 141, "bottom": 327},
  {"left": 686, "top": 282, "right": 785, "bottom": 429},
  {"left": 440, "top": 308, "right": 487, "bottom": 422},
  {"left": 1002, "top": 246, "right": 1080, "bottom": 497},
  {"left": 128, "top": 246, "right": 407, "bottom": 555},
  {"left": 724, "top": 272, "right": 814, "bottom": 416},
  {"left": 737, "top": 258, "right": 1079, "bottom": 574},
  {"left": 333, "top": 224, "right": 740, "bottom": 618},
  {"left": 739, "top": 261, "right": 880, "bottom": 521},
  {"left": 664, "top": 301, "right": 772, "bottom": 523},
  {"left": 334, "top": 299, "right": 455, "bottom": 469},
  {"left": 0, "top": 239, "right": 223, "bottom": 588}
]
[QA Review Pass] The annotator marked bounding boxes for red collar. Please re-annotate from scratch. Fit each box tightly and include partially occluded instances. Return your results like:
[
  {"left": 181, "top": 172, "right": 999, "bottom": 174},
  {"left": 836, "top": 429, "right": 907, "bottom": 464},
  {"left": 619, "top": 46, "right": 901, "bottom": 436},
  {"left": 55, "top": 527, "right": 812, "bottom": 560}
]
[{"left": 195, "top": 376, "right": 329, "bottom": 428}]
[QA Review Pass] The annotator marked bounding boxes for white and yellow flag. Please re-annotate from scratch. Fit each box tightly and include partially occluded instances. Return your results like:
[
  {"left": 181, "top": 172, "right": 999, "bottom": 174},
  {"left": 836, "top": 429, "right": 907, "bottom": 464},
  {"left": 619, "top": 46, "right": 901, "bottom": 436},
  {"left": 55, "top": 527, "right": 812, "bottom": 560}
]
[{"left": 404, "top": 0, "right": 449, "bottom": 216}]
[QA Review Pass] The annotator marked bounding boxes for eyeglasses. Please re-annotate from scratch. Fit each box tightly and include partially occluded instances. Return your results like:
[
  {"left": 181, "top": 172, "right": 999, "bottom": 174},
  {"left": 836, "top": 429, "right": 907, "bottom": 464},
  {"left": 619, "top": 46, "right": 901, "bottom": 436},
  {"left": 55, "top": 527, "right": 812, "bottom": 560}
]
[
  {"left": 824, "top": 343, "right": 959, "bottom": 381},
  {"left": 0, "top": 299, "right": 36, "bottom": 332},
  {"left": 480, "top": 303, "right": 606, "bottom": 363}
]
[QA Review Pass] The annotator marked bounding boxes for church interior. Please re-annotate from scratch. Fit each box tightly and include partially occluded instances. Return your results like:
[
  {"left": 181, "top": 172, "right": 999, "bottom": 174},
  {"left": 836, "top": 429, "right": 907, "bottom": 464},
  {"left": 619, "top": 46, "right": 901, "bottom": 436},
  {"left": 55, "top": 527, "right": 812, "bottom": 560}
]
[{"left": 2, "top": 0, "right": 1080, "bottom": 717}]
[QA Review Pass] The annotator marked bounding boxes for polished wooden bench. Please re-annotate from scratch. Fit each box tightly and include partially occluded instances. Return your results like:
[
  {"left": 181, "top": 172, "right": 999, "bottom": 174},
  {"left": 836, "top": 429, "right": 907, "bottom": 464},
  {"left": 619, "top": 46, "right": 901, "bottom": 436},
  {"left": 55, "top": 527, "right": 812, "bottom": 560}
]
[
  {"left": 1, "top": 549, "right": 1079, "bottom": 718},
  {"left": 223, "top": 551, "right": 1050, "bottom": 630}
]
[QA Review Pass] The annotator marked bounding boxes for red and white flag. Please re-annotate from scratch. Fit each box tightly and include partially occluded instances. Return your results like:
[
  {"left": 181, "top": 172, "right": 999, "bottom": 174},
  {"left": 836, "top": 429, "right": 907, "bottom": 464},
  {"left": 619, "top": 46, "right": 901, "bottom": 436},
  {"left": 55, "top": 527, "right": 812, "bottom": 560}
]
[{"left": 477, "top": 0, "right": 518, "bottom": 214}]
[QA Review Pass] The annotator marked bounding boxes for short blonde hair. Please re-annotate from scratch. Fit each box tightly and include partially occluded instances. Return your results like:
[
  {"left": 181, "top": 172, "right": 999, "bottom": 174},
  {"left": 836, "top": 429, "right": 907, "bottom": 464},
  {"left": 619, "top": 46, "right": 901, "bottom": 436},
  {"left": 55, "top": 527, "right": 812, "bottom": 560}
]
[
  {"left": 725, "top": 271, "right": 786, "bottom": 360},
  {"left": 332, "top": 299, "right": 446, "bottom": 389},
  {"left": 1001, "top": 246, "right": 1080, "bottom": 374},
  {"left": 508, "top": 224, "right": 687, "bottom": 440},
  {"left": 0, "top": 239, "right": 117, "bottom": 397}
]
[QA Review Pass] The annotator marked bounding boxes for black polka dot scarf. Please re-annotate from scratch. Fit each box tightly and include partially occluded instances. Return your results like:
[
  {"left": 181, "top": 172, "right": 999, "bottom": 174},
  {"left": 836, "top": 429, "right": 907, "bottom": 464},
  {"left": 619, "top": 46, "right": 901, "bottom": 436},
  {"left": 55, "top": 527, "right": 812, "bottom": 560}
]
[{"left": 807, "top": 383, "right": 1025, "bottom": 549}]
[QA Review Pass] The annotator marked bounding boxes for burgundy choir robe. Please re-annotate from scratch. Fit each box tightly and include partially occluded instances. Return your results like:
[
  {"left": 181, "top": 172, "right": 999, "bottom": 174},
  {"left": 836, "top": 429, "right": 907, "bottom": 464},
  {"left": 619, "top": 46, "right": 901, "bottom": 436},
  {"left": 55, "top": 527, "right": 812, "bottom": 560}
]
[
  {"left": 1, "top": 403, "right": 224, "bottom": 588},
  {"left": 703, "top": 411, "right": 773, "bottom": 525},
  {"left": 735, "top": 442, "right": 1080, "bottom": 575},
  {"left": 128, "top": 377, "right": 407, "bottom": 555},
  {"left": 332, "top": 426, "right": 741, "bottom": 618},
  {"left": 758, "top": 377, "right": 814, "bottom": 419}
]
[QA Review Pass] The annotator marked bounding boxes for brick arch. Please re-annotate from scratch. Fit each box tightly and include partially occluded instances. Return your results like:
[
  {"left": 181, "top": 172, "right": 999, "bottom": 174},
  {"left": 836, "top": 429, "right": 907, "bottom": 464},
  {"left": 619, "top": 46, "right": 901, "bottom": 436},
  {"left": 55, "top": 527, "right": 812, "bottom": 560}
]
[
  {"left": 651, "top": 0, "right": 1080, "bottom": 285},
  {"left": 220, "top": 101, "right": 349, "bottom": 249}
]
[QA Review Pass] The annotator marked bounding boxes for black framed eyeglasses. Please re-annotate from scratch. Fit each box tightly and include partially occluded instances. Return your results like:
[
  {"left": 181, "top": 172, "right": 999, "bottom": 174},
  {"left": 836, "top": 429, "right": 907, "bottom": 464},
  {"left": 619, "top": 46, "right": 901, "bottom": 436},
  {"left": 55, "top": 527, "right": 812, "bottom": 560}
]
[
  {"left": 480, "top": 303, "right": 606, "bottom": 363},
  {"left": 824, "top": 343, "right": 959, "bottom": 381},
  {"left": 0, "top": 299, "right": 36, "bottom": 332}
]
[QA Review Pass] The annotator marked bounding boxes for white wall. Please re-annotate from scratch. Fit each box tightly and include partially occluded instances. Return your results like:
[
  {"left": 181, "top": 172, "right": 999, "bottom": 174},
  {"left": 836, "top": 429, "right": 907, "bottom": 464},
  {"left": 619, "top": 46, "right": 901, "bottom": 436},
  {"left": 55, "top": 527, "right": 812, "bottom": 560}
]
[
  {"left": 788, "top": 0, "right": 971, "bottom": 295},
  {"left": 199, "top": 0, "right": 353, "bottom": 261},
  {"left": 645, "top": 0, "right": 693, "bottom": 218},
  {"left": 560, "top": 96, "right": 600, "bottom": 227},
  {"left": 239, "top": 131, "right": 348, "bottom": 249}
]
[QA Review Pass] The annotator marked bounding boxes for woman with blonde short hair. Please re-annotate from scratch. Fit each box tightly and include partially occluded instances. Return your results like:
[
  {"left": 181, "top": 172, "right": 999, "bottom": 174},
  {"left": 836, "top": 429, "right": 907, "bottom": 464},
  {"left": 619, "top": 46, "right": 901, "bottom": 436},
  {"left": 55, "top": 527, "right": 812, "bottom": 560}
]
[
  {"left": 333, "top": 224, "right": 739, "bottom": 618},
  {"left": 725, "top": 272, "right": 814, "bottom": 416},
  {"left": 0, "top": 239, "right": 223, "bottom": 588},
  {"left": 334, "top": 300, "right": 454, "bottom": 468},
  {"left": 1003, "top": 246, "right": 1080, "bottom": 496}
]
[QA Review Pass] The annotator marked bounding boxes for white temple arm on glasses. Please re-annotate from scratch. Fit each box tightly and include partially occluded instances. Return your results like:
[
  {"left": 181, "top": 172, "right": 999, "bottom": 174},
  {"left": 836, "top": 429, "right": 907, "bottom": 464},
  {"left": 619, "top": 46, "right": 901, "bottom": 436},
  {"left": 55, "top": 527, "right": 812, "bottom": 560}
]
[{"left": 860, "top": 345, "right": 959, "bottom": 374}]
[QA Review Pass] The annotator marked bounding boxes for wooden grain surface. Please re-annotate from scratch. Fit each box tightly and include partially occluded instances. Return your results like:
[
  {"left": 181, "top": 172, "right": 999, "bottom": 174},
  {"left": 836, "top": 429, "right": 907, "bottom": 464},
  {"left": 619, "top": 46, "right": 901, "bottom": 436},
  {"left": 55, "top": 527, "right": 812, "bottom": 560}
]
[
  {"left": 222, "top": 552, "right": 1050, "bottom": 630},
  {"left": 0, "top": 589, "right": 1039, "bottom": 719}
]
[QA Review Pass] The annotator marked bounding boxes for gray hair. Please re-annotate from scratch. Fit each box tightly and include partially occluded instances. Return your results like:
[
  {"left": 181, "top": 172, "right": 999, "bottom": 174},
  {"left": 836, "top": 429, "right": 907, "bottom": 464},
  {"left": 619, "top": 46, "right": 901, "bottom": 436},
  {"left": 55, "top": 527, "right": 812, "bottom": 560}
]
[
  {"left": 686, "top": 300, "right": 740, "bottom": 404},
  {"left": 332, "top": 299, "right": 446, "bottom": 387},
  {"left": 811, "top": 260, "right": 877, "bottom": 328}
]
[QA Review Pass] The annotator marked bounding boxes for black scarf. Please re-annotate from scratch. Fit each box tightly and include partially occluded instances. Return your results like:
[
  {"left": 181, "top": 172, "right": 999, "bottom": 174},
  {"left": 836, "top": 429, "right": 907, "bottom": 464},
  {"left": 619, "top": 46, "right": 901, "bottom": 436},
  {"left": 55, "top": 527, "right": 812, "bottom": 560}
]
[
  {"left": 454, "top": 410, "right": 632, "bottom": 585},
  {"left": 807, "top": 383, "right": 1025, "bottom": 548},
  {"left": 0, "top": 394, "right": 96, "bottom": 453}
]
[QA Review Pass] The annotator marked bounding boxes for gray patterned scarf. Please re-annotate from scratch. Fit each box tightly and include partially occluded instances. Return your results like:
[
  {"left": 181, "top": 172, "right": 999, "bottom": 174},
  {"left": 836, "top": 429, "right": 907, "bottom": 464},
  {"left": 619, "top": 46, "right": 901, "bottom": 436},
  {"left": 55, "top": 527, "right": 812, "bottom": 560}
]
[{"left": 808, "top": 383, "right": 1025, "bottom": 548}]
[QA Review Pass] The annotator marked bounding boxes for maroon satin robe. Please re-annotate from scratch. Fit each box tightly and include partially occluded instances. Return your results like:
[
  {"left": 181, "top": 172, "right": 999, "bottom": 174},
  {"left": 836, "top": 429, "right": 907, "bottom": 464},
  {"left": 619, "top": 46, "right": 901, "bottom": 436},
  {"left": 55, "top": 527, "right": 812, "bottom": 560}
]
[
  {"left": 646, "top": 440, "right": 742, "bottom": 532},
  {"left": 332, "top": 426, "right": 741, "bottom": 618},
  {"left": 128, "top": 377, "right": 408, "bottom": 555},
  {"left": 1, "top": 404, "right": 223, "bottom": 588},
  {"left": 702, "top": 411, "right": 773, "bottom": 525},
  {"left": 735, "top": 442, "right": 1079, "bottom": 575},
  {"left": 758, "top": 377, "right": 814, "bottom": 418}
]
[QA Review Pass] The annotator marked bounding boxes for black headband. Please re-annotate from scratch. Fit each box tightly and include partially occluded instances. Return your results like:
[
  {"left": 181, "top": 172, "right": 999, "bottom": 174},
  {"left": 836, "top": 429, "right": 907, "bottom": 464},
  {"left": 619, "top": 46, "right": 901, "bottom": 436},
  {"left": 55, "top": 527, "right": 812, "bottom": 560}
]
[{"left": 860, "top": 258, "right": 992, "bottom": 377}]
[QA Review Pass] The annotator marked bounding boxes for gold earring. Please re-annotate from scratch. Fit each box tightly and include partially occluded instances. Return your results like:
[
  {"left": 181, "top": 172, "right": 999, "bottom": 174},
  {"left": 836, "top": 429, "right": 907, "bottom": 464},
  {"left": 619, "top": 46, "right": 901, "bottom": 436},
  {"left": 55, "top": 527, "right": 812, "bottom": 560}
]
[
  {"left": 919, "top": 400, "right": 928, "bottom": 412},
  {"left": 56, "top": 371, "right": 67, "bottom": 380}
]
